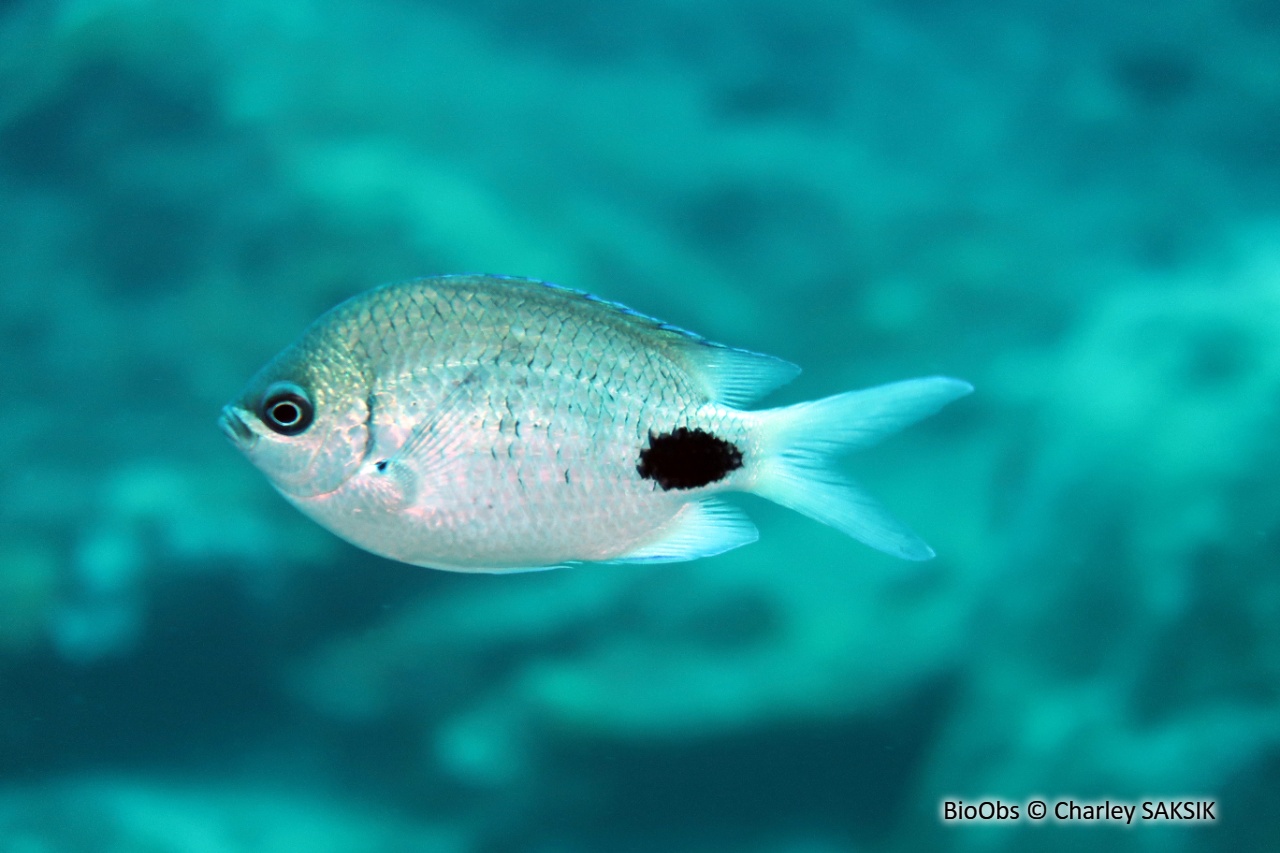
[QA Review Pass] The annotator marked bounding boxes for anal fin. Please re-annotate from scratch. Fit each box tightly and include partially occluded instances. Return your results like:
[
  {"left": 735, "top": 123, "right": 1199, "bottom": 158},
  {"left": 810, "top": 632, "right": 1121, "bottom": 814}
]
[{"left": 613, "top": 499, "right": 758, "bottom": 564}]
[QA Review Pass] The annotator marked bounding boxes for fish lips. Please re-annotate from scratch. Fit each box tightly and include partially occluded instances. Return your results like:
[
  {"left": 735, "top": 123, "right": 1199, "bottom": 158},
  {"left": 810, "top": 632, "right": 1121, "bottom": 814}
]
[{"left": 218, "top": 405, "right": 258, "bottom": 449}]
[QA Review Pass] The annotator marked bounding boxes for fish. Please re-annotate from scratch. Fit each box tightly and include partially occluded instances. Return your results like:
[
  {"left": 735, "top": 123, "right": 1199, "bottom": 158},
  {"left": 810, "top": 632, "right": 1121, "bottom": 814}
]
[{"left": 219, "top": 275, "right": 971, "bottom": 572}]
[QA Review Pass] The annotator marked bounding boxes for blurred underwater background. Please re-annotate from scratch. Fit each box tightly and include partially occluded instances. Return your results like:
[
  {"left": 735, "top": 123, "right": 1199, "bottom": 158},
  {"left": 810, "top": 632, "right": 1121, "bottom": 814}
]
[{"left": 1, "top": 0, "right": 1279, "bottom": 850}]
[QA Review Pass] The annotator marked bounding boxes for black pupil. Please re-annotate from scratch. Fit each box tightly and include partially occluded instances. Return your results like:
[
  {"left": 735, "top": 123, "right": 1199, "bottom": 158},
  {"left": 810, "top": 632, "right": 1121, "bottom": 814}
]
[
  {"left": 271, "top": 401, "right": 301, "bottom": 425},
  {"left": 261, "top": 389, "right": 313, "bottom": 435}
]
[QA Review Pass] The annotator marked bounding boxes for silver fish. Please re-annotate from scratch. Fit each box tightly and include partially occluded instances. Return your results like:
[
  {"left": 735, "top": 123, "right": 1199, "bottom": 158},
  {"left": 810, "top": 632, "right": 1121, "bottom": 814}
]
[{"left": 219, "top": 275, "right": 970, "bottom": 572}]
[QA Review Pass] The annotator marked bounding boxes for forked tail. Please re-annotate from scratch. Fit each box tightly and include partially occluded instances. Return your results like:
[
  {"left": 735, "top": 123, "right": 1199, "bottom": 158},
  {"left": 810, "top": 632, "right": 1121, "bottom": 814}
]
[{"left": 749, "top": 377, "right": 972, "bottom": 560}]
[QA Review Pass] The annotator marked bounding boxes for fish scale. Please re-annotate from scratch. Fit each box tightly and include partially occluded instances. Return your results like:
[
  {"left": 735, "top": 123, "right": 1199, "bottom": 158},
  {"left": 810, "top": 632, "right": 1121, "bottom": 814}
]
[
  {"left": 220, "top": 274, "right": 971, "bottom": 571},
  {"left": 344, "top": 279, "right": 697, "bottom": 567}
]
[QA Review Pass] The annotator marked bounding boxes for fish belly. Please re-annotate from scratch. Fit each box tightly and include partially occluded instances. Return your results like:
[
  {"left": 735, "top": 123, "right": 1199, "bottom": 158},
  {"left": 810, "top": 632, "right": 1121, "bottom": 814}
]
[{"left": 317, "top": 368, "right": 701, "bottom": 571}]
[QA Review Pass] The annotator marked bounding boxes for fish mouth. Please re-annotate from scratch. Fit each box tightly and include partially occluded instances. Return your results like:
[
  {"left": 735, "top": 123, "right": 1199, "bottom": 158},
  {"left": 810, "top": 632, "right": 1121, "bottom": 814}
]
[{"left": 218, "top": 406, "right": 257, "bottom": 448}]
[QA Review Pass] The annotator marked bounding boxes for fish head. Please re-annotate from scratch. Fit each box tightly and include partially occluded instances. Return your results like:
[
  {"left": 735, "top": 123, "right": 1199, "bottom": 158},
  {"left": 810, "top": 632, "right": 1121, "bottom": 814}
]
[{"left": 219, "top": 334, "right": 372, "bottom": 500}]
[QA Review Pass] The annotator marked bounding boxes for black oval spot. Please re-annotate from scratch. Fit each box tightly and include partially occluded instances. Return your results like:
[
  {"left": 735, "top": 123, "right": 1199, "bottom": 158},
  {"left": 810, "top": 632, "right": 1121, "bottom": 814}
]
[{"left": 637, "top": 428, "right": 743, "bottom": 491}]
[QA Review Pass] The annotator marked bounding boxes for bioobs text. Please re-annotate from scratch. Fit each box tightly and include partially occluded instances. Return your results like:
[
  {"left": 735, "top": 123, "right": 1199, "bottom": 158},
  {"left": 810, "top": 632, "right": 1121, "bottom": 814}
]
[
  {"left": 940, "top": 798, "right": 1217, "bottom": 825},
  {"left": 941, "top": 800, "right": 1020, "bottom": 821}
]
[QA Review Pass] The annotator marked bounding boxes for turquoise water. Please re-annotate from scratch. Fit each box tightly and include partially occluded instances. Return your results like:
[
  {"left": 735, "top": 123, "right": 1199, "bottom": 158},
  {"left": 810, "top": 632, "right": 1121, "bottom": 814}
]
[{"left": 1, "top": 0, "right": 1277, "bottom": 850}]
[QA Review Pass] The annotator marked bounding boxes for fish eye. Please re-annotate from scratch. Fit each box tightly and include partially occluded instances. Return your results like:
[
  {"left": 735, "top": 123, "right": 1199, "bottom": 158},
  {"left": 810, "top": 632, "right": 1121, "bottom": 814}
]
[{"left": 259, "top": 383, "right": 314, "bottom": 436}]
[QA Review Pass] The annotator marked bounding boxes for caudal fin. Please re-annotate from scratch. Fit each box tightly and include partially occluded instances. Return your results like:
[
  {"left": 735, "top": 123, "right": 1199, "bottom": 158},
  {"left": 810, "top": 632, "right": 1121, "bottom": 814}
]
[{"left": 750, "top": 377, "right": 972, "bottom": 560}]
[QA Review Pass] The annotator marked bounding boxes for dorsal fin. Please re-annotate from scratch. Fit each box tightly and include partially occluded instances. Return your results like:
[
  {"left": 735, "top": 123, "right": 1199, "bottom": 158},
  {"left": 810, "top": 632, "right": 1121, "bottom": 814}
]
[
  {"left": 489, "top": 276, "right": 800, "bottom": 407},
  {"left": 678, "top": 343, "right": 800, "bottom": 408},
  {"left": 422, "top": 276, "right": 801, "bottom": 407}
]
